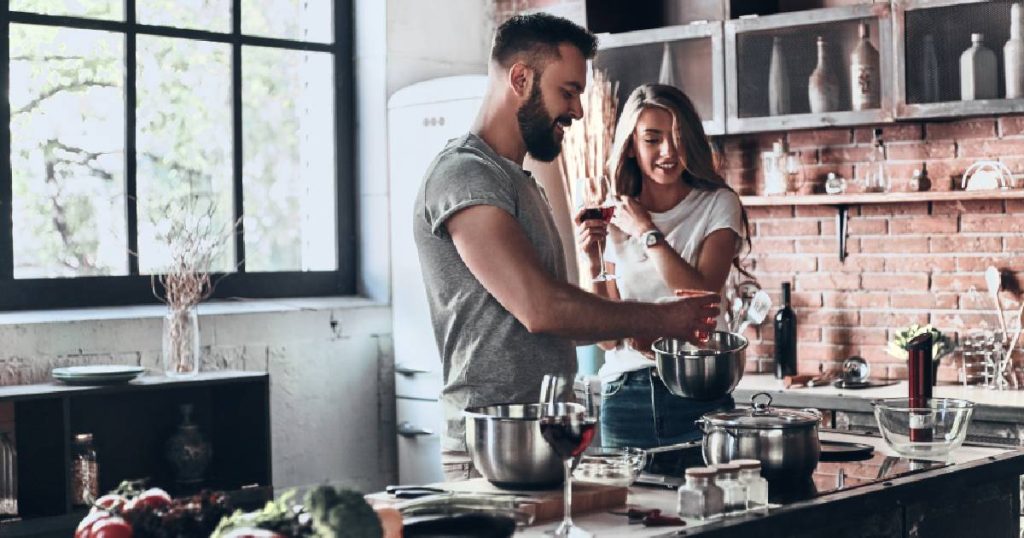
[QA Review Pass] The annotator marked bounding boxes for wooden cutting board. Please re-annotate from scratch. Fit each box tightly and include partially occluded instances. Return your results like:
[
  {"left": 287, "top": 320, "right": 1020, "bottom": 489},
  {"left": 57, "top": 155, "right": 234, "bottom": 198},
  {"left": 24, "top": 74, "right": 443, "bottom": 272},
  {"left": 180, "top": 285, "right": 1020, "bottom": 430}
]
[{"left": 368, "top": 478, "right": 627, "bottom": 524}]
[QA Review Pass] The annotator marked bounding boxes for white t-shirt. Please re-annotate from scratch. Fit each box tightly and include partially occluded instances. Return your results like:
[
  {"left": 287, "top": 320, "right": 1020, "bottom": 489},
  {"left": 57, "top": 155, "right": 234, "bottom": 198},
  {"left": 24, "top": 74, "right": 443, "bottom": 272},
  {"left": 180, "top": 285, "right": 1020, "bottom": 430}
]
[{"left": 598, "top": 188, "right": 745, "bottom": 384}]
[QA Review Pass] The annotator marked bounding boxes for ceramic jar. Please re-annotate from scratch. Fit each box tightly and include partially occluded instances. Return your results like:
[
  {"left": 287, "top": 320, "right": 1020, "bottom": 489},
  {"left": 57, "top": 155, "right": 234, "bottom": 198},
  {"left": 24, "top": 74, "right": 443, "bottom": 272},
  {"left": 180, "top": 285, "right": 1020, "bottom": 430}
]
[
  {"left": 850, "top": 22, "right": 880, "bottom": 110},
  {"left": 166, "top": 404, "right": 212, "bottom": 486},
  {"left": 960, "top": 33, "right": 998, "bottom": 100},
  {"left": 808, "top": 36, "right": 840, "bottom": 113},
  {"left": 768, "top": 36, "right": 790, "bottom": 115}
]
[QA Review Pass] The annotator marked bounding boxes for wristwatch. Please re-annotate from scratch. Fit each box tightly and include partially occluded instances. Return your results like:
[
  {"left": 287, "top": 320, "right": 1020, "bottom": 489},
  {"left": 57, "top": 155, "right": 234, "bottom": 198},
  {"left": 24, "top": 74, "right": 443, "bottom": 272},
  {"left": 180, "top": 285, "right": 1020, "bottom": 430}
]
[{"left": 640, "top": 229, "right": 664, "bottom": 249}]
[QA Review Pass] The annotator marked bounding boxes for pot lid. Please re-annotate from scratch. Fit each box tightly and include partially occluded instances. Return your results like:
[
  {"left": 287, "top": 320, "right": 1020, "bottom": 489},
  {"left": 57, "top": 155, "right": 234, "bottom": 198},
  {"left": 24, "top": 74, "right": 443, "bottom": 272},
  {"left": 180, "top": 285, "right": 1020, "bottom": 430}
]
[{"left": 702, "top": 392, "right": 821, "bottom": 429}]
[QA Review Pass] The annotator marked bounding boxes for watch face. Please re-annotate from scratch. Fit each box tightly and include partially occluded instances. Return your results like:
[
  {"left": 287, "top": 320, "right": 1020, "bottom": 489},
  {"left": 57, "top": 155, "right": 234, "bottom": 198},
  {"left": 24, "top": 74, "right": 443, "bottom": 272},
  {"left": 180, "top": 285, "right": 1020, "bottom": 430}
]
[{"left": 645, "top": 233, "right": 658, "bottom": 247}]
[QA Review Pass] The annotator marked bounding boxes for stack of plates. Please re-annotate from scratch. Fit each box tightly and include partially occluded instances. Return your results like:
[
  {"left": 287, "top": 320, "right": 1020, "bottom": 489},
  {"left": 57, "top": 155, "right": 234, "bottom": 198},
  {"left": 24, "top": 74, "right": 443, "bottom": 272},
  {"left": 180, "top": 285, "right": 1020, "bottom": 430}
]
[{"left": 52, "top": 365, "right": 146, "bottom": 385}]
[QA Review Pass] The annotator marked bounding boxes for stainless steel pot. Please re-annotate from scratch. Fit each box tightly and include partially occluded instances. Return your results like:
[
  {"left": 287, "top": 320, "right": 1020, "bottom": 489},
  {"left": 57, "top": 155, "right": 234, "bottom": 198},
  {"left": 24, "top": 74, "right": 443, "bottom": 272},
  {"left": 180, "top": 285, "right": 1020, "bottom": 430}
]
[
  {"left": 652, "top": 331, "right": 748, "bottom": 400},
  {"left": 463, "top": 402, "right": 584, "bottom": 489},
  {"left": 697, "top": 392, "right": 821, "bottom": 482}
]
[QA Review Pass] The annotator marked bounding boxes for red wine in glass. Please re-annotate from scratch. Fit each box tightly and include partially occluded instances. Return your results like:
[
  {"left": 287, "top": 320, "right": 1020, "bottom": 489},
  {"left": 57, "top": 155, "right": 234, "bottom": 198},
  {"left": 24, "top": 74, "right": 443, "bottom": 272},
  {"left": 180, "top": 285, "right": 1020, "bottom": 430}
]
[
  {"left": 540, "top": 415, "right": 598, "bottom": 459},
  {"left": 580, "top": 206, "right": 615, "bottom": 222}
]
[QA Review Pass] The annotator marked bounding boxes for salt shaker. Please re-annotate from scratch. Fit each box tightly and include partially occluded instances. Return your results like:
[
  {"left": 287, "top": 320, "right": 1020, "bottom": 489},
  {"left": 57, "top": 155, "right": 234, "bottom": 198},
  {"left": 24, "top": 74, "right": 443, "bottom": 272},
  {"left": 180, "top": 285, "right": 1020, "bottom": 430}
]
[
  {"left": 677, "top": 467, "right": 724, "bottom": 519},
  {"left": 712, "top": 463, "right": 747, "bottom": 513},
  {"left": 71, "top": 433, "right": 99, "bottom": 506},
  {"left": 733, "top": 459, "right": 769, "bottom": 511}
]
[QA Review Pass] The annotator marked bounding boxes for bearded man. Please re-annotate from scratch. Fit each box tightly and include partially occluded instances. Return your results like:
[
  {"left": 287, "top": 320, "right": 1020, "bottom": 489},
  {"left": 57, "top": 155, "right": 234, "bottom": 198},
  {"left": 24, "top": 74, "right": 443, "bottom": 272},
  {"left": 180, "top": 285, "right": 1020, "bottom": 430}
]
[{"left": 413, "top": 13, "right": 720, "bottom": 480}]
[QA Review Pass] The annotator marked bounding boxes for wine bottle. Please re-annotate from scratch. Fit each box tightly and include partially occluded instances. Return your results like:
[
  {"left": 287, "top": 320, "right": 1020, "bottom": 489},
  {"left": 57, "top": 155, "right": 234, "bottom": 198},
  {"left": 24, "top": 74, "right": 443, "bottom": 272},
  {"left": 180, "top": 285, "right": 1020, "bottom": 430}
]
[{"left": 774, "top": 282, "right": 797, "bottom": 379}]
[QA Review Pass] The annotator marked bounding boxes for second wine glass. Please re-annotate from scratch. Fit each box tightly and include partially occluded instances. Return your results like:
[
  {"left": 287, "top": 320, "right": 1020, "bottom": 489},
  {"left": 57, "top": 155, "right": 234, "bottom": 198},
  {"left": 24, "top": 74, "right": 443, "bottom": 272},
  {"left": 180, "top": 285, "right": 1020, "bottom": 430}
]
[
  {"left": 539, "top": 374, "right": 597, "bottom": 537},
  {"left": 575, "top": 176, "right": 617, "bottom": 282}
]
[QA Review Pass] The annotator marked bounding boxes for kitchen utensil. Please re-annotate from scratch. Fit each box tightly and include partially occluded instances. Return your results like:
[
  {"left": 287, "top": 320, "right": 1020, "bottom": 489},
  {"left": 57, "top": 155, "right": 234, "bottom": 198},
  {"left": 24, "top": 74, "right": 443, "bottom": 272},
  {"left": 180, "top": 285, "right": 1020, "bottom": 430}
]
[
  {"left": 872, "top": 398, "right": 974, "bottom": 459},
  {"left": 387, "top": 485, "right": 450, "bottom": 499},
  {"left": 652, "top": 331, "right": 748, "bottom": 400},
  {"left": 464, "top": 403, "right": 585, "bottom": 489},
  {"left": 729, "top": 297, "right": 743, "bottom": 332},
  {"left": 52, "top": 365, "right": 146, "bottom": 385},
  {"left": 697, "top": 392, "right": 821, "bottom": 482},
  {"left": 1005, "top": 302, "right": 1024, "bottom": 370},
  {"left": 985, "top": 265, "right": 1009, "bottom": 337},
  {"left": 573, "top": 447, "right": 646, "bottom": 487},
  {"left": 736, "top": 290, "right": 772, "bottom": 333}
]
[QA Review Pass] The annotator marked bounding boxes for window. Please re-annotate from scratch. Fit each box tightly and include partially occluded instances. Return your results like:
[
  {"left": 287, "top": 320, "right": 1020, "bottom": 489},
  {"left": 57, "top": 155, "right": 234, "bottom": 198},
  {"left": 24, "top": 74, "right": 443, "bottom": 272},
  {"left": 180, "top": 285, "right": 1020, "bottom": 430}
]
[{"left": 1, "top": 0, "right": 354, "bottom": 310}]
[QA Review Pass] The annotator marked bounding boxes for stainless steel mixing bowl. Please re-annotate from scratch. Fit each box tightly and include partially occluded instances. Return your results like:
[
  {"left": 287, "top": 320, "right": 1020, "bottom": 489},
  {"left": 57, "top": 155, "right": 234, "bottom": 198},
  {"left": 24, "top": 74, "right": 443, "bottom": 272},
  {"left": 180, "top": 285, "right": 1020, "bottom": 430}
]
[
  {"left": 652, "top": 331, "right": 748, "bottom": 400},
  {"left": 463, "top": 402, "right": 585, "bottom": 490}
]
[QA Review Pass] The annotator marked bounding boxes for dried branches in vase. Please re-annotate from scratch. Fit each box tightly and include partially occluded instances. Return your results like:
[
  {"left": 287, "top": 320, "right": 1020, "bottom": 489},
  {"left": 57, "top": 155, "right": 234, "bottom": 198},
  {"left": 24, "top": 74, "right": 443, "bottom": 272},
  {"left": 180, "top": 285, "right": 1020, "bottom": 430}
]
[{"left": 150, "top": 198, "right": 239, "bottom": 377}]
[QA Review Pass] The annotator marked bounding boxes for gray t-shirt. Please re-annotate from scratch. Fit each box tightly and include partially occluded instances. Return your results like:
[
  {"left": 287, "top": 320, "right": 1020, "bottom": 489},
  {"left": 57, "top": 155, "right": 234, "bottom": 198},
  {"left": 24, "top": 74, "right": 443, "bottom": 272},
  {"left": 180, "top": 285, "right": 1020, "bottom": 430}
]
[{"left": 413, "top": 133, "right": 576, "bottom": 451}]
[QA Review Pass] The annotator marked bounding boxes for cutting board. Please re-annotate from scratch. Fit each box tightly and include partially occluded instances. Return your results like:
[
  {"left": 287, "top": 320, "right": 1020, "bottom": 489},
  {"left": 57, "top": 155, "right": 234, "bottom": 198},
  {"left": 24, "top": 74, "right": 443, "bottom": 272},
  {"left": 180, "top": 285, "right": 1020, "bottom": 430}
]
[{"left": 368, "top": 478, "right": 627, "bottom": 524}]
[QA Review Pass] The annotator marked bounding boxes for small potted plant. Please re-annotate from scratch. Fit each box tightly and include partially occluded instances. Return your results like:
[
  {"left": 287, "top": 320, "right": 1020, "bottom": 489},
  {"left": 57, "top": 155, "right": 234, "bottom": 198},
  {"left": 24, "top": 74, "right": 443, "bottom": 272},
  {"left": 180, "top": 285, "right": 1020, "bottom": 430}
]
[{"left": 887, "top": 324, "right": 954, "bottom": 382}]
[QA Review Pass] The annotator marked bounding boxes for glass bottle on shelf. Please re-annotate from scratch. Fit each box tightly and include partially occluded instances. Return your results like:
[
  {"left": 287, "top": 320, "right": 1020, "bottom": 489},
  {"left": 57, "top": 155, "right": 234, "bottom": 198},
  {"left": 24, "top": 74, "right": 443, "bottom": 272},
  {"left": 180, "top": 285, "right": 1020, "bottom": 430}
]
[
  {"left": 71, "top": 433, "right": 99, "bottom": 507},
  {"left": 733, "top": 459, "right": 769, "bottom": 511},
  {"left": 960, "top": 33, "right": 998, "bottom": 101},
  {"left": 921, "top": 34, "right": 941, "bottom": 103},
  {"left": 0, "top": 432, "right": 16, "bottom": 516},
  {"left": 850, "top": 22, "right": 880, "bottom": 111},
  {"left": 1006, "top": 2, "right": 1024, "bottom": 99},
  {"left": 677, "top": 467, "right": 723, "bottom": 519},
  {"left": 808, "top": 36, "right": 840, "bottom": 113},
  {"left": 768, "top": 36, "right": 790, "bottom": 116},
  {"left": 863, "top": 129, "right": 889, "bottom": 193},
  {"left": 774, "top": 282, "right": 797, "bottom": 379},
  {"left": 713, "top": 463, "right": 747, "bottom": 514}
]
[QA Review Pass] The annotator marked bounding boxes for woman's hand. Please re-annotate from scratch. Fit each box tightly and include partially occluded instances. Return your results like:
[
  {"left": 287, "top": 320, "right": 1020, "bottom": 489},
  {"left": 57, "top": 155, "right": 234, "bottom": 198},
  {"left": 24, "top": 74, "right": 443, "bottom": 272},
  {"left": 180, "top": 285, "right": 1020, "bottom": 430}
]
[
  {"left": 610, "top": 196, "right": 656, "bottom": 239},
  {"left": 574, "top": 207, "right": 608, "bottom": 270}
]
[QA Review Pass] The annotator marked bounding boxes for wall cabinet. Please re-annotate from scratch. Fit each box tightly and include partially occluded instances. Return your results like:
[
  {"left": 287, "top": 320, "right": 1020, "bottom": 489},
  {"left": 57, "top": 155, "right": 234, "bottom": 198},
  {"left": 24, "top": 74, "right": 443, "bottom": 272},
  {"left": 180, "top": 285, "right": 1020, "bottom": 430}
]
[{"left": 591, "top": 0, "right": 1024, "bottom": 135}]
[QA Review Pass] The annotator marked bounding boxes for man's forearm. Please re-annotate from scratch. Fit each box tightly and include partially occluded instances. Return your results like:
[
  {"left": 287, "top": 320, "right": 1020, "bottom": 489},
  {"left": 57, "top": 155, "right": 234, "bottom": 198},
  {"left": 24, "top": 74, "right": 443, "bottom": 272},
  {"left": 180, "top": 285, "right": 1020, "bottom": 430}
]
[{"left": 527, "top": 282, "right": 673, "bottom": 341}]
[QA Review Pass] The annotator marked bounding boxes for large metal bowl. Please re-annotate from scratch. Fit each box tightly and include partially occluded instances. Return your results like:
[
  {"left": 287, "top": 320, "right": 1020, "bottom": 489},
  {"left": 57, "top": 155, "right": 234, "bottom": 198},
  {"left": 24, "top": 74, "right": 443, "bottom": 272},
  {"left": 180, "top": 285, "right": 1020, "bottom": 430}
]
[
  {"left": 652, "top": 331, "right": 748, "bottom": 400},
  {"left": 464, "top": 402, "right": 584, "bottom": 490}
]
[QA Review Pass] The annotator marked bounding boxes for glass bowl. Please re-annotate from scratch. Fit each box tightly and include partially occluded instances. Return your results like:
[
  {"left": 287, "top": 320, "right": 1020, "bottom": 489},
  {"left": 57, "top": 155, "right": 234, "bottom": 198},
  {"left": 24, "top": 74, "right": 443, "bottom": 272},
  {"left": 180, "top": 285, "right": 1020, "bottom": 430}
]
[
  {"left": 873, "top": 398, "right": 975, "bottom": 459},
  {"left": 573, "top": 447, "right": 646, "bottom": 487}
]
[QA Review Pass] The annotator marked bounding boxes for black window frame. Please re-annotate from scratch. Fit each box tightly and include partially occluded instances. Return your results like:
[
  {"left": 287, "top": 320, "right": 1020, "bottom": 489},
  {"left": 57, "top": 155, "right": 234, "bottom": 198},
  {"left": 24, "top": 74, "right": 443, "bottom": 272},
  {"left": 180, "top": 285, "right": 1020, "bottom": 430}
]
[{"left": 0, "top": 0, "right": 356, "bottom": 311}]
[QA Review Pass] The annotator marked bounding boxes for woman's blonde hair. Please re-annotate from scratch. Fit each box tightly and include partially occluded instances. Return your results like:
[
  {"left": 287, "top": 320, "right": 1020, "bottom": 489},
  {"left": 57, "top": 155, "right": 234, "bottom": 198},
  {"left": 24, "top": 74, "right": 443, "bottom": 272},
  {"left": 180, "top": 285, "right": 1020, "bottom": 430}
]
[{"left": 607, "top": 83, "right": 752, "bottom": 277}]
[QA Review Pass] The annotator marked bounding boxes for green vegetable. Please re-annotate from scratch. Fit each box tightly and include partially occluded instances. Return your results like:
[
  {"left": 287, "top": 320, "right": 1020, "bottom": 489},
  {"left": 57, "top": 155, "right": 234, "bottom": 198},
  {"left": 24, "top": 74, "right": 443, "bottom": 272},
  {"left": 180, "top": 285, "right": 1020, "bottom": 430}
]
[{"left": 886, "top": 324, "right": 953, "bottom": 361}]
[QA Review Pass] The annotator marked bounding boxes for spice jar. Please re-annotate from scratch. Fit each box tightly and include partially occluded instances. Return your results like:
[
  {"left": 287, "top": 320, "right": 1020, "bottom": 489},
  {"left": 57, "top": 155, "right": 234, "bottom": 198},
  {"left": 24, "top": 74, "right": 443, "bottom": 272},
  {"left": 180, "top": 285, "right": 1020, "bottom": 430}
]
[
  {"left": 712, "top": 463, "right": 747, "bottom": 513},
  {"left": 677, "top": 467, "right": 723, "bottom": 519},
  {"left": 733, "top": 459, "right": 769, "bottom": 511},
  {"left": 71, "top": 433, "right": 98, "bottom": 506}
]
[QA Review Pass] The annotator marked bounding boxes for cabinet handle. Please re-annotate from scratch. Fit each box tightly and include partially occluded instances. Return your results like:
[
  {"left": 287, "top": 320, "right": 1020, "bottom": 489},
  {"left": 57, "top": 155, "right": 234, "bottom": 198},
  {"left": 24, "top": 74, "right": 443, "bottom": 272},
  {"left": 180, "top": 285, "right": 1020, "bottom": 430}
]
[
  {"left": 397, "top": 421, "right": 434, "bottom": 438},
  {"left": 395, "top": 364, "right": 431, "bottom": 376}
]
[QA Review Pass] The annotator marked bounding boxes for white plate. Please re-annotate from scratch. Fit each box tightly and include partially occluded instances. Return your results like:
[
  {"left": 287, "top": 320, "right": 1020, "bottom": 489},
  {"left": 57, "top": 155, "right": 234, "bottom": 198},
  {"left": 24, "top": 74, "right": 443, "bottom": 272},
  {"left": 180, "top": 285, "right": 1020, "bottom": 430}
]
[{"left": 52, "top": 365, "right": 145, "bottom": 377}]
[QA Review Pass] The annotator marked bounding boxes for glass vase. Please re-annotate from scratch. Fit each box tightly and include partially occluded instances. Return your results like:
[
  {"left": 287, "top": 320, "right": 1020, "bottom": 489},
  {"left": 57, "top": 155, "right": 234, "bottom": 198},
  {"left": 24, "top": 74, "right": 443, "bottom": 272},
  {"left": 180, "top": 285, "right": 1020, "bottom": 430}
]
[{"left": 163, "top": 305, "right": 200, "bottom": 377}]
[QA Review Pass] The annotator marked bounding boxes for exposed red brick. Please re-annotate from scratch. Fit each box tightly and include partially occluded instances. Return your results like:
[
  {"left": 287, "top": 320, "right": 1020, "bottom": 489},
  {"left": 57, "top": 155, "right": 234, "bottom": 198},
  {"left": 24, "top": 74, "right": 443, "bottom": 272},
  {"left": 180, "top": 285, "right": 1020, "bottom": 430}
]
[
  {"left": 931, "top": 311, "right": 1001, "bottom": 330},
  {"left": 926, "top": 118, "right": 997, "bottom": 140},
  {"left": 746, "top": 206, "right": 795, "bottom": 219},
  {"left": 861, "top": 273, "right": 930, "bottom": 290},
  {"left": 724, "top": 169, "right": 759, "bottom": 194},
  {"left": 818, "top": 256, "right": 886, "bottom": 272},
  {"left": 961, "top": 214, "right": 1023, "bottom": 233},
  {"left": 929, "top": 236, "right": 1003, "bottom": 253},
  {"left": 759, "top": 220, "right": 820, "bottom": 236},
  {"left": 859, "top": 345, "right": 897, "bottom": 364},
  {"left": 794, "top": 206, "right": 837, "bottom": 218},
  {"left": 750, "top": 238, "right": 797, "bottom": 254},
  {"left": 859, "top": 236, "right": 929, "bottom": 253},
  {"left": 1005, "top": 200, "right": 1024, "bottom": 213},
  {"left": 800, "top": 310, "right": 859, "bottom": 326},
  {"left": 796, "top": 343, "right": 856, "bottom": 362},
  {"left": 956, "top": 255, "right": 1024, "bottom": 272},
  {"left": 823, "top": 327, "right": 888, "bottom": 345},
  {"left": 853, "top": 124, "right": 924, "bottom": 143},
  {"left": 860, "top": 311, "right": 930, "bottom": 327},
  {"left": 890, "top": 292, "right": 958, "bottom": 309},
  {"left": 959, "top": 138, "right": 1024, "bottom": 159},
  {"left": 788, "top": 128, "right": 852, "bottom": 148},
  {"left": 822, "top": 291, "right": 889, "bottom": 308},
  {"left": 888, "top": 216, "right": 959, "bottom": 234},
  {"left": 885, "top": 141, "right": 956, "bottom": 161},
  {"left": 923, "top": 158, "right": 976, "bottom": 191},
  {"left": 884, "top": 256, "right": 957, "bottom": 272},
  {"left": 959, "top": 291, "right": 1021, "bottom": 310},
  {"left": 998, "top": 115, "right": 1024, "bottom": 136},
  {"left": 821, "top": 146, "right": 873, "bottom": 164},
  {"left": 1007, "top": 236, "right": 1024, "bottom": 251},
  {"left": 932, "top": 199, "right": 1005, "bottom": 215},
  {"left": 858, "top": 202, "right": 929, "bottom": 216},
  {"left": 796, "top": 237, "right": 853, "bottom": 254},
  {"left": 755, "top": 256, "right": 818, "bottom": 273},
  {"left": 791, "top": 292, "right": 823, "bottom": 308},
  {"left": 759, "top": 324, "right": 823, "bottom": 343},
  {"left": 885, "top": 163, "right": 929, "bottom": 193},
  {"left": 796, "top": 273, "right": 861, "bottom": 291},
  {"left": 932, "top": 273, "right": 988, "bottom": 292},
  {"left": 848, "top": 218, "right": 888, "bottom": 235}
]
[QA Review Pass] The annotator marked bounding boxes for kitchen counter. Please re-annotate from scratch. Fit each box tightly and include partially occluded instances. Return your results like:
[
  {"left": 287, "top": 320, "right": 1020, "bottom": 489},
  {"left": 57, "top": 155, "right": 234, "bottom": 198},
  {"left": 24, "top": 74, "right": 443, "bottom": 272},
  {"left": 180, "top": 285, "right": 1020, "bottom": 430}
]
[{"left": 519, "top": 431, "right": 1024, "bottom": 537}]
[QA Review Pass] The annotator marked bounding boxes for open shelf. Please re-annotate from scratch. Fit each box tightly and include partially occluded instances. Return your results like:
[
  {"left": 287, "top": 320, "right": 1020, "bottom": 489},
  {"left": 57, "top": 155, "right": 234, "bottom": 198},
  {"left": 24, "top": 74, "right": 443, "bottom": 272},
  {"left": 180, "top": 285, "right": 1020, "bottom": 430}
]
[{"left": 741, "top": 188, "right": 1024, "bottom": 206}]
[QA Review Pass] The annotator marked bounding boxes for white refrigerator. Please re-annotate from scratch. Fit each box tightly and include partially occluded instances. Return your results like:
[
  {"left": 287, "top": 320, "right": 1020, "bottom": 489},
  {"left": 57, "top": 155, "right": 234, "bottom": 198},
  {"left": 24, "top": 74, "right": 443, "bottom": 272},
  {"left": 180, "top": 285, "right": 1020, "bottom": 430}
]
[{"left": 387, "top": 75, "right": 489, "bottom": 485}]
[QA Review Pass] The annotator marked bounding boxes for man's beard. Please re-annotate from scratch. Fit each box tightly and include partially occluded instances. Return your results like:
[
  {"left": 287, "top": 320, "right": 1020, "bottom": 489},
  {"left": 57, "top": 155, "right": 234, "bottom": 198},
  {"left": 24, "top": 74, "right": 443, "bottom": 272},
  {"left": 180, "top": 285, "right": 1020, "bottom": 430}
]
[{"left": 517, "top": 83, "right": 570, "bottom": 163}]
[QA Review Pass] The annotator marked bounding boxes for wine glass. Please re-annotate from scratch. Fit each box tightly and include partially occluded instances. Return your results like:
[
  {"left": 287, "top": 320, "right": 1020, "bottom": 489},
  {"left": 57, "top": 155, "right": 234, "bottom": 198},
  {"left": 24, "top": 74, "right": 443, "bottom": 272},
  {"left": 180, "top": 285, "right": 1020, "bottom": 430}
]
[
  {"left": 574, "top": 176, "right": 617, "bottom": 282},
  {"left": 539, "top": 374, "right": 597, "bottom": 537}
]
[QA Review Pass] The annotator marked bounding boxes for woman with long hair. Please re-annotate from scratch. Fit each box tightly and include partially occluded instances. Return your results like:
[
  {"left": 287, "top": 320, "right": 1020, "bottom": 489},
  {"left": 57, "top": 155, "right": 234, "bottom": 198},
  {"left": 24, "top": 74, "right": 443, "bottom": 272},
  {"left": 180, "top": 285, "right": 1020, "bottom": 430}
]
[{"left": 575, "top": 83, "right": 752, "bottom": 448}]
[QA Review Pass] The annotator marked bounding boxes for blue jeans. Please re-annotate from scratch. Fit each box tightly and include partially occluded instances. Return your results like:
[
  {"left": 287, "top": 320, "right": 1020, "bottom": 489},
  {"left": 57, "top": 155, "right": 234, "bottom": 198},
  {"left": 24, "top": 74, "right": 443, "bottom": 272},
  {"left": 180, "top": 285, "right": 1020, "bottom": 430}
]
[{"left": 600, "top": 367, "right": 734, "bottom": 449}]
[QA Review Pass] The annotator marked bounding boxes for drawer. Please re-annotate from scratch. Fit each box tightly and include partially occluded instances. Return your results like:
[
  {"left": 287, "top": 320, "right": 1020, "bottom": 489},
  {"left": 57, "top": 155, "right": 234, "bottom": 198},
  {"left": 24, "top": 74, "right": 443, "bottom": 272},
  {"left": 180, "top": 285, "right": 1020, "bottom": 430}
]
[
  {"left": 395, "top": 362, "right": 443, "bottom": 400},
  {"left": 396, "top": 397, "right": 444, "bottom": 485}
]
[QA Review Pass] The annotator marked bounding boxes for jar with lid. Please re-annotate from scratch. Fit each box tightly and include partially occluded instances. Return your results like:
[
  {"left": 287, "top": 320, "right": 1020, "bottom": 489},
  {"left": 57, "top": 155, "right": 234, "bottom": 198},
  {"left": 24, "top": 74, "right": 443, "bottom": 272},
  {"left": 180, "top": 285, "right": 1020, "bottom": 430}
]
[
  {"left": 732, "top": 459, "right": 769, "bottom": 511},
  {"left": 71, "top": 433, "right": 99, "bottom": 506},
  {"left": 677, "top": 467, "right": 723, "bottom": 519},
  {"left": 712, "top": 463, "right": 747, "bottom": 513}
]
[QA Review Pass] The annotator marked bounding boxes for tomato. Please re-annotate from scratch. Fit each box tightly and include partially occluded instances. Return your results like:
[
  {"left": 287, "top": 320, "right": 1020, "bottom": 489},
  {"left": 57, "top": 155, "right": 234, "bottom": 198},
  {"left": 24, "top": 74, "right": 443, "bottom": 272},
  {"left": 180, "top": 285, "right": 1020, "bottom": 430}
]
[
  {"left": 75, "top": 510, "right": 110, "bottom": 538},
  {"left": 89, "top": 516, "right": 133, "bottom": 538},
  {"left": 91, "top": 494, "right": 126, "bottom": 514},
  {"left": 133, "top": 487, "right": 172, "bottom": 511}
]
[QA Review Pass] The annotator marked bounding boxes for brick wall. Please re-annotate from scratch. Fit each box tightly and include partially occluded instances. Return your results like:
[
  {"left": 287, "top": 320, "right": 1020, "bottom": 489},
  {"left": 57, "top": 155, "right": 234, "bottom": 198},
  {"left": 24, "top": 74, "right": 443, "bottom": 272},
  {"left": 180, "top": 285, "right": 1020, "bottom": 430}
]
[{"left": 494, "top": 1, "right": 1024, "bottom": 381}]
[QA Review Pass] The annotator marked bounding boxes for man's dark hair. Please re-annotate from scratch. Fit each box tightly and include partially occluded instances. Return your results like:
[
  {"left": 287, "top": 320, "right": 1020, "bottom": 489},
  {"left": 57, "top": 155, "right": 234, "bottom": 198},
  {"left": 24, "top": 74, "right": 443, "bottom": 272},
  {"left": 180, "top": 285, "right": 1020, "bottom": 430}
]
[{"left": 491, "top": 13, "right": 597, "bottom": 70}]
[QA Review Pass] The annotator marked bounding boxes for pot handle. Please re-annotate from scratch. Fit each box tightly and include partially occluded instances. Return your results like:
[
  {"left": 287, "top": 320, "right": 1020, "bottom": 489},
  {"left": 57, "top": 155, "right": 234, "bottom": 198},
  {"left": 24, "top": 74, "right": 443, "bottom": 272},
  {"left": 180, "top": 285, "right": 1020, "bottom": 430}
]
[
  {"left": 750, "top": 391, "right": 774, "bottom": 414},
  {"left": 694, "top": 417, "right": 708, "bottom": 433}
]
